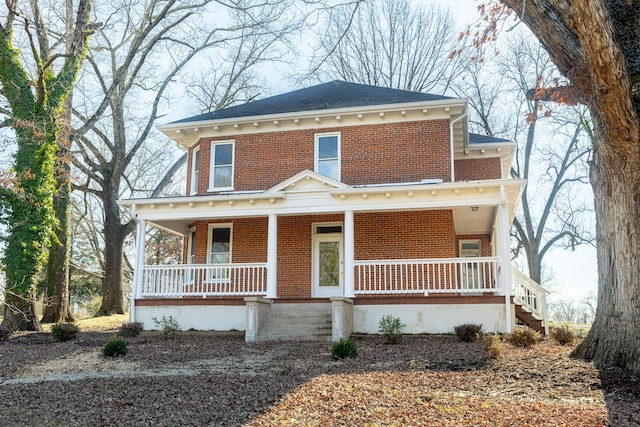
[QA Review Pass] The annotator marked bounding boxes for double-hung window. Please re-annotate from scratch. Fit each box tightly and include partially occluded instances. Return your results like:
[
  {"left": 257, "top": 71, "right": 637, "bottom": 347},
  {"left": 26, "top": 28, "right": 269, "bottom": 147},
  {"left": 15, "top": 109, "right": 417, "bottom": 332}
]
[
  {"left": 187, "top": 229, "right": 196, "bottom": 282},
  {"left": 190, "top": 146, "right": 200, "bottom": 195},
  {"left": 208, "top": 224, "right": 232, "bottom": 282},
  {"left": 315, "top": 133, "right": 340, "bottom": 181},
  {"left": 209, "top": 141, "right": 234, "bottom": 191}
]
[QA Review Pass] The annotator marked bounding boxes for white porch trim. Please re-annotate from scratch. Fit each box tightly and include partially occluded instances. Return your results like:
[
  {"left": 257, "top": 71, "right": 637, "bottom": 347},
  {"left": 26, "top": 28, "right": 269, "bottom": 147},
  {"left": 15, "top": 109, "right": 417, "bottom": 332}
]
[
  {"left": 498, "top": 186, "right": 513, "bottom": 333},
  {"left": 131, "top": 218, "right": 146, "bottom": 323},
  {"left": 344, "top": 210, "right": 355, "bottom": 298},
  {"left": 266, "top": 213, "right": 278, "bottom": 298}
]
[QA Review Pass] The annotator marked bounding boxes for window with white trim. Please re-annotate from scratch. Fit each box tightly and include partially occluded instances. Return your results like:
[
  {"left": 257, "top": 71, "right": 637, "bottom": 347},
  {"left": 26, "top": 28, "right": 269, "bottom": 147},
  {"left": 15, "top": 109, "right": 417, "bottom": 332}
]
[
  {"left": 190, "top": 146, "right": 200, "bottom": 195},
  {"left": 315, "top": 133, "right": 340, "bottom": 181},
  {"left": 187, "top": 228, "right": 196, "bottom": 281},
  {"left": 187, "top": 229, "right": 196, "bottom": 264},
  {"left": 207, "top": 224, "right": 232, "bottom": 281},
  {"left": 208, "top": 224, "right": 232, "bottom": 264},
  {"left": 209, "top": 141, "right": 234, "bottom": 191}
]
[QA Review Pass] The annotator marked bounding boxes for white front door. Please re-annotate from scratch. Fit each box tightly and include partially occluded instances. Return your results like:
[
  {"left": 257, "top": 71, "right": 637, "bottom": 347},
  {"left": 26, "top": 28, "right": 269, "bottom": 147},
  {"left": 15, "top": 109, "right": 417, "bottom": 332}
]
[{"left": 312, "top": 233, "right": 344, "bottom": 298}]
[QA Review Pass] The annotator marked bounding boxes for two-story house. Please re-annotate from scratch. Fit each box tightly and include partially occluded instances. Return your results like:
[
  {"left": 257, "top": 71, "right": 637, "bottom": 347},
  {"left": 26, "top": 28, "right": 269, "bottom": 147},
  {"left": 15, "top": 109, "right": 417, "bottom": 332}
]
[{"left": 120, "top": 81, "right": 548, "bottom": 341}]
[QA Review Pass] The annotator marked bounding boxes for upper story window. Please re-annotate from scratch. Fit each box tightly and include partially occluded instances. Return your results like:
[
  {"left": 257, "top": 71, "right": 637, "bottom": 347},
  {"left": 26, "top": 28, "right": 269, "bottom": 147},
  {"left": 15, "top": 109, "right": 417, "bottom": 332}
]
[
  {"left": 209, "top": 140, "right": 234, "bottom": 191},
  {"left": 315, "top": 133, "right": 340, "bottom": 181},
  {"left": 190, "top": 146, "right": 200, "bottom": 195}
]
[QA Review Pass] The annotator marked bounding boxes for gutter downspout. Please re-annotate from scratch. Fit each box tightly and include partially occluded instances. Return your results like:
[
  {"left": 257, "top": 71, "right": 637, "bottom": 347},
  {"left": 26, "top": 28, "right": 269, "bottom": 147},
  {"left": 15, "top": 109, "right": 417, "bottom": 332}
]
[{"left": 449, "top": 112, "right": 467, "bottom": 183}]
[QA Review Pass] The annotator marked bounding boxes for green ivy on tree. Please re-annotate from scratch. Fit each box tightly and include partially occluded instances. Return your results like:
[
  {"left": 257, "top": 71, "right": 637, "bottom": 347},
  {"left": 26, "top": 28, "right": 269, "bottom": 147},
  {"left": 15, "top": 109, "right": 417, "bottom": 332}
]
[{"left": 0, "top": 1, "right": 93, "bottom": 332}]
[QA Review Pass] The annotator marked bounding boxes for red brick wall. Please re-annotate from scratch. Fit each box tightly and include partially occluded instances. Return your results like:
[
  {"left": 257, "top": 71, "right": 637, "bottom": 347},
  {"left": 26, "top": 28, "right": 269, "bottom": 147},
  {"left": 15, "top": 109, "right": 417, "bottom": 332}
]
[
  {"left": 354, "top": 211, "right": 456, "bottom": 259},
  {"left": 277, "top": 214, "right": 343, "bottom": 298},
  {"left": 187, "top": 120, "right": 451, "bottom": 194},
  {"left": 188, "top": 218, "right": 268, "bottom": 264},
  {"left": 454, "top": 157, "right": 502, "bottom": 181}
]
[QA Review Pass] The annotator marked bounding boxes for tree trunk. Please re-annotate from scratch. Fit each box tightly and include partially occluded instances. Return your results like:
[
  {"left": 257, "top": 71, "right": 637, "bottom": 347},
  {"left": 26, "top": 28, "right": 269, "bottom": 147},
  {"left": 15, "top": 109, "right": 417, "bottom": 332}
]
[
  {"left": 1, "top": 293, "right": 42, "bottom": 331},
  {"left": 572, "top": 117, "right": 640, "bottom": 370},
  {"left": 95, "top": 190, "right": 130, "bottom": 315},
  {"left": 41, "top": 174, "right": 74, "bottom": 323},
  {"left": 41, "top": 1, "right": 77, "bottom": 325}
]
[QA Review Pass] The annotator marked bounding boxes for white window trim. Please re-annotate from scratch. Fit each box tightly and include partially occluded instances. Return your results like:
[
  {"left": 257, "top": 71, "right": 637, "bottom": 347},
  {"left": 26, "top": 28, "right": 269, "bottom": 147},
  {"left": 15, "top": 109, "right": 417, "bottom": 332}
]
[
  {"left": 190, "top": 146, "right": 200, "bottom": 195},
  {"left": 459, "top": 239, "right": 482, "bottom": 257},
  {"left": 312, "top": 221, "right": 343, "bottom": 235},
  {"left": 314, "top": 132, "right": 341, "bottom": 181},
  {"left": 207, "top": 223, "right": 233, "bottom": 264},
  {"left": 311, "top": 221, "right": 344, "bottom": 298},
  {"left": 208, "top": 140, "right": 235, "bottom": 192},
  {"left": 187, "top": 227, "right": 196, "bottom": 265}
]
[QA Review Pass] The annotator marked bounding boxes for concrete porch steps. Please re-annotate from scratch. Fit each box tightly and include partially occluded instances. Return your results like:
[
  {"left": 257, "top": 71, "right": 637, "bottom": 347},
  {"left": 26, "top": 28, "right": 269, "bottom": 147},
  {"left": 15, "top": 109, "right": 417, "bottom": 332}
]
[{"left": 258, "top": 303, "right": 332, "bottom": 341}]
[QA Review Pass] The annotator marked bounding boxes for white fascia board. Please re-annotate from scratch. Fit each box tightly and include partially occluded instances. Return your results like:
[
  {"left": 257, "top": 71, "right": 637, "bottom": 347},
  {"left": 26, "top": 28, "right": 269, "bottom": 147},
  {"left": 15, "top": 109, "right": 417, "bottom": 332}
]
[
  {"left": 136, "top": 193, "right": 504, "bottom": 224},
  {"left": 132, "top": 180, "right": 524, "bottom": 223},
  {"left": 156, "top": 98, "right": 467, "bottom": 134},
  {"left": 330, "top": 179, "right": 523, "bottom": 197},
  {"left": 118, "top": 192, "right": 284, "bottom": 208}
]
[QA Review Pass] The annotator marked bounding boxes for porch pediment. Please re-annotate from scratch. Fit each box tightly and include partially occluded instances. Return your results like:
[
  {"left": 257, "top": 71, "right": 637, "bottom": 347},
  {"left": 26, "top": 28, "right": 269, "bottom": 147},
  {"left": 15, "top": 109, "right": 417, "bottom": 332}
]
[{"left": 265, "top": 169, "right": 351, "bottom": 194}]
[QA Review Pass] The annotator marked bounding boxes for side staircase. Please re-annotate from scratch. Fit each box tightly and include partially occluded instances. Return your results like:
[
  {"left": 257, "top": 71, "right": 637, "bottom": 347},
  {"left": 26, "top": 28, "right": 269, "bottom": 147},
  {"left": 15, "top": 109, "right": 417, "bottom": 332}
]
[
  {"left": 258, "top": 302, "right": 333, "bottom": 341},
  {"left": 512, "top": 269, "right": 549, "bottom": 335}
]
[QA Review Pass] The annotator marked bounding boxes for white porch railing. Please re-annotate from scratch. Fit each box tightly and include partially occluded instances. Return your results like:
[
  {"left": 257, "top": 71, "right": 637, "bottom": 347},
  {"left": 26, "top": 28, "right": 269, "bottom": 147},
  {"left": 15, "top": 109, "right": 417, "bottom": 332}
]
[
  {"left": 354, "top": 257, "right": 500, "bottom": 295},
  {"left": 512, "top": 268, "right": 550, "bottom": 335},
  {"left": 141, "top": 263, "right": 267, "bottom": 298}
]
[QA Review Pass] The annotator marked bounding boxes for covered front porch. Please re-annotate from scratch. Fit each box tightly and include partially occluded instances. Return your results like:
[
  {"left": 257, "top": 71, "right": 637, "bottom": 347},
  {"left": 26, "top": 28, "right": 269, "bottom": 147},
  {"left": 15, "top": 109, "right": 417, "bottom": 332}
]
[
  {"left": 138, "top": 256, "right": 502, "bottom": 299},
  {"left": 121, "top": 170, "right": 530, "bottom": 339}
]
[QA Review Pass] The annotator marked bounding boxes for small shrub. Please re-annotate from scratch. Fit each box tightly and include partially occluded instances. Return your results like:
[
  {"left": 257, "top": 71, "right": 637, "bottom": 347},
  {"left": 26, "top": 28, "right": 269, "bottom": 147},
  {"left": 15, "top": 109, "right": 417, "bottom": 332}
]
[
  {"left": 483, "top": 334, "right": 503, "bottom": 359},
  {"left": 454, "top": 323, "right": 484, "bottom": 343},
  {"left": 51, "top": 323, "right": 80, "bottom": 342},
  {"left": 331, "top": 338, "right": 358, "bottom": 360},
  {"left": 118, "top": 322, "right": 144, "bottom": 338},
  {"left": 378, "top": 314, "right": 406, "bottom": 344},
  {"left": 152, "top": 315, "right": 180, "bottom": 338},
  {"left": 505, "top": 327, "right": 540, "bottom": 348},
  {"left": 551, "top": 326, "right": 576, "bottom": 346},
  {"left": 103, "top": 339, "right": 129, "bottom": 357}
]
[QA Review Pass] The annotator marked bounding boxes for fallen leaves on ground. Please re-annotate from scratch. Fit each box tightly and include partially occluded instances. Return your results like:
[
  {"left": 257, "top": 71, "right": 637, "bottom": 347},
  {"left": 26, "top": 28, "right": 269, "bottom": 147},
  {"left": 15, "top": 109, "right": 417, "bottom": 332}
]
[{"left": 0, "top": 323, "right": 638, "bottom": 426}]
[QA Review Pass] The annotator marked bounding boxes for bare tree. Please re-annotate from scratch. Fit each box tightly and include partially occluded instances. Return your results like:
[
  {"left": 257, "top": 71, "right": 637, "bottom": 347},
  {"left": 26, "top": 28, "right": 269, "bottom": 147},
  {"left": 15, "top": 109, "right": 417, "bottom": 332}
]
[
  {"left": 307, "top": 0, "right": 460, "bottom": 93},
  {"left": 483, "top": 0, "right": 640, "bottom": 371},
  {"left": 453, "top": 33, "right": 594, "bottom": 286},
  {"left": 70, "top": 0, "right": 297, "bottom": 315}
]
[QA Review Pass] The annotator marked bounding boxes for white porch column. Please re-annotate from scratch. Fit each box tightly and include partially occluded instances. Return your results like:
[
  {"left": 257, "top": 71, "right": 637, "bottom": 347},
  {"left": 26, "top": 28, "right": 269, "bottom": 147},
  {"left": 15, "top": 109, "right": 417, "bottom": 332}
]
[
  {"left": 344, "top": 210, "right": 355, "bottom": 298},
  {"left": 497, "top": 199, "right": 513, "bottom": 333},
  {"left": 266, "top": 213, "right": 278, "bottom": 299},
  {"left": 131, "top": 218, "right": 147, "bottom": 322}
]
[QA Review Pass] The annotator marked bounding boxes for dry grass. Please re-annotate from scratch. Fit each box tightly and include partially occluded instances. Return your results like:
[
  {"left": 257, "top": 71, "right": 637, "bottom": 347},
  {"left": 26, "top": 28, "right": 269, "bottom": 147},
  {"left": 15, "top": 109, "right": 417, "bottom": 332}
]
[{"left": 39, "top": 313, "right": 128, "bottom": 333}]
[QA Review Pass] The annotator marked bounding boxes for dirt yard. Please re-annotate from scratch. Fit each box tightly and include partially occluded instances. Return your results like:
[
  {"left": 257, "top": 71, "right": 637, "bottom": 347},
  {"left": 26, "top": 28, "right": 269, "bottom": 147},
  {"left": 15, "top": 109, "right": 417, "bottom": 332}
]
[{"left": 0, "top": 317, "right": 638, "bottom": 426}]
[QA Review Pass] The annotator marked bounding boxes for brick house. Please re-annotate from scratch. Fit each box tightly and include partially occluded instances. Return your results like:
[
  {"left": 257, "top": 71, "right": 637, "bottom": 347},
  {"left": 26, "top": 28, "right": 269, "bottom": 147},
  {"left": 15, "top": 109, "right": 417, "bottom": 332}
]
[{"left": 120, "top": 81, "right": 548, "bottom": 341}]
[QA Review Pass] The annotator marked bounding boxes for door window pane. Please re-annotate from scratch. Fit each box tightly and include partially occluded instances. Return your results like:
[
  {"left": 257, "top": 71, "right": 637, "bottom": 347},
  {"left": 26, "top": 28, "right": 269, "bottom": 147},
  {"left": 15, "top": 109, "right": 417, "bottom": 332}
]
[{"left": 319, "top": 241, "right": 340, "bottom": 287}]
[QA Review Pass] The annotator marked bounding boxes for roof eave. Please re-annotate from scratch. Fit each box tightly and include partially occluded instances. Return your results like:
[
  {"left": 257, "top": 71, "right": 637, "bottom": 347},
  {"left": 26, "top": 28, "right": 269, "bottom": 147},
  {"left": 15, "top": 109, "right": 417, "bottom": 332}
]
[{"left": 157, "top": 98, "right": 468, "bottom": 146}]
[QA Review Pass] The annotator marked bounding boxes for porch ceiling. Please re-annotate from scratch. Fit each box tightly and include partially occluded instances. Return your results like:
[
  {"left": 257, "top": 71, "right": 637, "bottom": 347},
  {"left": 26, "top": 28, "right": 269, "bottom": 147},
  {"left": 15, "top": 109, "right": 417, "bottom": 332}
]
[{"left": 452, "top": 205, "right": 496, "bottom": 235}]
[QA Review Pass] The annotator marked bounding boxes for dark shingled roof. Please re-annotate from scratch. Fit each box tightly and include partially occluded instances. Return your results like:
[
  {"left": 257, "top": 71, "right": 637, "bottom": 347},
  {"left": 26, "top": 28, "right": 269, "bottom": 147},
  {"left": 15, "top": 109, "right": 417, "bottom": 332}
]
[
  {"left": 469, "top": 133, "right": 512, "bottom": 144},
  {"left": 172, "top": 80, "right": 453, "bottom": 124}
]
